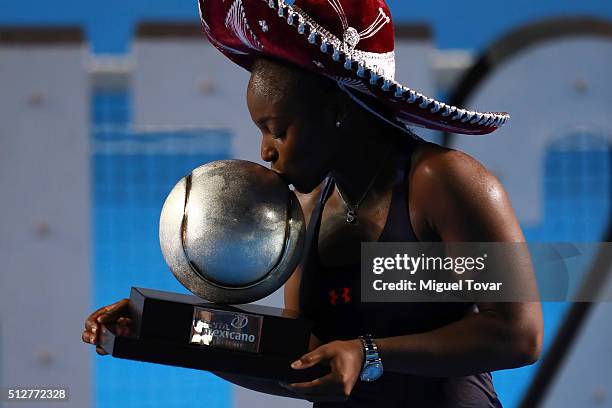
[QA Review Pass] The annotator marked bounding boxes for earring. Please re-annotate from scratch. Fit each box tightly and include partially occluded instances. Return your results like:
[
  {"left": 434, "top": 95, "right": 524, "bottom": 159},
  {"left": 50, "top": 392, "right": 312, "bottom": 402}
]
[{"left": 336, "top": 120, "right": 342, "bottom": 128}]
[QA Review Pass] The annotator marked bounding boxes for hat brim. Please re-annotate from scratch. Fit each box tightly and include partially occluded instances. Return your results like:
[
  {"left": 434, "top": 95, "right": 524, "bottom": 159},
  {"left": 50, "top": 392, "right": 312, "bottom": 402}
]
[{"left": 199, "top": 0, "right": 509, "bottom": 135}]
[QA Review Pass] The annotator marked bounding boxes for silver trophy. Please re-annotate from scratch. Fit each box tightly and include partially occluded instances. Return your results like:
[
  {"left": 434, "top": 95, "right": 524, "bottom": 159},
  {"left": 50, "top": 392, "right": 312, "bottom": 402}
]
[
  {"left": 100, "top": 160, "right": 327, "bottom": 381},
  {"left": 159, "top": 159, "right": 305, "bottom": 304}
]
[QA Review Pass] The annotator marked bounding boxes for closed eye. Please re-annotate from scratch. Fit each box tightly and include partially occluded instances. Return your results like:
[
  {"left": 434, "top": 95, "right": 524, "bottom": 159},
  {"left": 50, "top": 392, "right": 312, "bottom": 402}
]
[
  {"left": 265, "top": 123, "right": 286, "bottom": 139},
  {"left": 254, "top": 116, "right": 287, "bottom": 139},
  {"left": 270, "top": 128, "right": 286, "bottom": 139}
]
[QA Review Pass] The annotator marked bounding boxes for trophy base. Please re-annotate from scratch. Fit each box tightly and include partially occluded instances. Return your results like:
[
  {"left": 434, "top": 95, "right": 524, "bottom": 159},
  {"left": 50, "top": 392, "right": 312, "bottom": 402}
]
[{"left": 100, "top": 287, "right": 329, "bottom": 382}]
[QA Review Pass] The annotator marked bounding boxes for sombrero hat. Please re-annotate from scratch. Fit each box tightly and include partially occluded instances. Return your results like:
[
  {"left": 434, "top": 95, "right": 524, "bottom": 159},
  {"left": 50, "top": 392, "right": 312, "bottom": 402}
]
[{"left": 197, "top": 0, "right": 509, "bottom": 135}]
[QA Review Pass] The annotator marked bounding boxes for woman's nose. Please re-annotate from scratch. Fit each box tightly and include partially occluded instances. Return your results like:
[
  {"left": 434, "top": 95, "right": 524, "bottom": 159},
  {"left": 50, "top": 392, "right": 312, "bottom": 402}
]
[{"left": 260, "top": 138, "right": 279, "bottom": 163}]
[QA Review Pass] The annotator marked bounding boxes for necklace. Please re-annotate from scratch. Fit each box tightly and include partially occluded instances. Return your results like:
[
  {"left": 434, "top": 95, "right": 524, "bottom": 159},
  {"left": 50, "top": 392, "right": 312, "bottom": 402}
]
[{"left": 334, "top": 146, "right": 392, "bottom": 224}]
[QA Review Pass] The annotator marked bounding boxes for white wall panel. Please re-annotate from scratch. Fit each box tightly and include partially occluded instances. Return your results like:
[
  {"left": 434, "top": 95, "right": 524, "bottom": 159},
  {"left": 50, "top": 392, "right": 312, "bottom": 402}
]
[{"left": 0, "top": 42, "right": 91, "bottom": 407}]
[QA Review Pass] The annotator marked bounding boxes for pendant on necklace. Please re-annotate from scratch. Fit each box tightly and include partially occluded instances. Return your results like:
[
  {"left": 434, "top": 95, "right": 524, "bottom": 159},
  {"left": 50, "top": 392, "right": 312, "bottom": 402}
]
[{"left": 345, "top": 209, "right": 357, "bottom": 224}]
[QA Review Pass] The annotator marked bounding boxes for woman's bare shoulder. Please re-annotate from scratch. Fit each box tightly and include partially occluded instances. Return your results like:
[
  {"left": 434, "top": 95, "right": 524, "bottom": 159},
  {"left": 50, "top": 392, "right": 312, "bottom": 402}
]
[
  {"left": 410, "top": 141, "right": 497, "bottom": 192},
  {"left": 409, "top": 141, "right": 521, "bottom": 241}
]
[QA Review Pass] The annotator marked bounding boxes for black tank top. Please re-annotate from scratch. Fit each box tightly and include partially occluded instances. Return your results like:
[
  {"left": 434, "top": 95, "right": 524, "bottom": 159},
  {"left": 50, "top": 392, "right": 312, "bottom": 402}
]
[{"left": 298, "top": 138, "right": 503, "bottom": 408}]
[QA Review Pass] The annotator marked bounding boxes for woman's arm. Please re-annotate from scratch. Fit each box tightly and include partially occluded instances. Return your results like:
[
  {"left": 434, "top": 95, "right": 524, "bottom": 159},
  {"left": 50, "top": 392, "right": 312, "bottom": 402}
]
[
  {"left": 374, "top": 147, "right": 543, "bottom": 376},
  {"left": 285, "top": 147, "right": 543, "bottom": 401},
  {"left": 376, "top": 301, "right": 541, "bottom": 376}
]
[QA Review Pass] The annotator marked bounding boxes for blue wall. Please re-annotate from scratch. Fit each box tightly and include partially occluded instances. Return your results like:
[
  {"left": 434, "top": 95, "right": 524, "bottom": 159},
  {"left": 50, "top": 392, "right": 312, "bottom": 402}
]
[
  {"left": 91, "top": 90, "right": 234, "bottom": 408},
  {"left": 1, "top": 0, "right": 611, "bottom": 53}
]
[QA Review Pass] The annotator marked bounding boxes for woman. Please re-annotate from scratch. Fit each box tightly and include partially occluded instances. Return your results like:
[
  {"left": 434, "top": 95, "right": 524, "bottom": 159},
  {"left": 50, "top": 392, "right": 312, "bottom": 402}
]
[{"left": 82, "top": 0, "right": 543, "bottom": 406}]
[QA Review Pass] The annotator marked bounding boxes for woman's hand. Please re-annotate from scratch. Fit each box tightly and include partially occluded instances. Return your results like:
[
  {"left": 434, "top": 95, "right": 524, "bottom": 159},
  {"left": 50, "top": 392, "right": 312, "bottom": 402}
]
[
  {"left": 280, "top": 339, "right": 364, "bottom": 402},
  {"left": 81, "top": 298, "right": 132, "bottom": 355}
]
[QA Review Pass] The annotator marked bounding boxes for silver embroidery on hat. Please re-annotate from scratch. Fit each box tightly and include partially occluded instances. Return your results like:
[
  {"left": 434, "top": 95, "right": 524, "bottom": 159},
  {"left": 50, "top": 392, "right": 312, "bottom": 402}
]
[
  {"left": 225, "top": 0, "right": 263, "bottom": 50},
  {"left": 327, "top": 0, "right": 389, "bottom": 52},
  {"left": 259, "top": 0, "right": 510, "bottom": 130},
  {"left": 326, "top": 0, "right": 393, "bottom": 77},
  {"left": 201, "top": 11, "right": 249, "bottom": 55}
]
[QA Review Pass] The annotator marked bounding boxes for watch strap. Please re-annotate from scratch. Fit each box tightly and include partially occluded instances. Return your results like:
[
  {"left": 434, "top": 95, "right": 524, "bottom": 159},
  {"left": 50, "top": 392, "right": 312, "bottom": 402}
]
[{"left": 358, "top": 334, "right": 383, "bottom": 381}]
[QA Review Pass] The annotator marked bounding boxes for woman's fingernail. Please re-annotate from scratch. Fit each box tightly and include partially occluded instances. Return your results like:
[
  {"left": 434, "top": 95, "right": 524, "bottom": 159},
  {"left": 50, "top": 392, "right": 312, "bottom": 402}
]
[
  {"left": 291, "top": 360, "right": 302, "bottom": 368},
  {"left": 91, "top": 326, "right": 97, "bottom": 334}
]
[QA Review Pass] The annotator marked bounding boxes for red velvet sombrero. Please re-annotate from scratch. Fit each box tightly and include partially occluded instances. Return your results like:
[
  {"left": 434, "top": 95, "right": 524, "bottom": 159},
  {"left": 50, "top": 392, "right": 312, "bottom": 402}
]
[{"left": 197, "top": 0, "right": 509, "bottom": 135}]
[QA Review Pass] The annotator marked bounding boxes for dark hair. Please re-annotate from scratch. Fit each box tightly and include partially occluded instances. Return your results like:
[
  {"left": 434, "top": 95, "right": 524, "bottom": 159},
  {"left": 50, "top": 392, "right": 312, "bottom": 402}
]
[{"left": 249, "top": 57, "right": 338, "bottom": 101}]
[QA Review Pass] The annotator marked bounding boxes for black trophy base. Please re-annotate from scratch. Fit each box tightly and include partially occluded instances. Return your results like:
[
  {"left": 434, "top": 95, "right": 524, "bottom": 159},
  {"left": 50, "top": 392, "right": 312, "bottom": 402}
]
[{"left": 100, "top": 287, "right": 329, "bottom": 382}]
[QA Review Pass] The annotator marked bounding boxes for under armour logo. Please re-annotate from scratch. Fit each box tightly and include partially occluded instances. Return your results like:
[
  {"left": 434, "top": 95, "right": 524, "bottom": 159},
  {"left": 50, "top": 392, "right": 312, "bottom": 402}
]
[{"left": 328, "top": 287, "right": 351, "bottom": 305}]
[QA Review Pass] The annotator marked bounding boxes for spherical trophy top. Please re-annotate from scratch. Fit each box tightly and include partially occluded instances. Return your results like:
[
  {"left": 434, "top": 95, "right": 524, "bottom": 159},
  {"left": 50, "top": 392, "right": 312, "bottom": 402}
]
[{"left": 159, "top": 160, "right": 305, "bottom": 304}]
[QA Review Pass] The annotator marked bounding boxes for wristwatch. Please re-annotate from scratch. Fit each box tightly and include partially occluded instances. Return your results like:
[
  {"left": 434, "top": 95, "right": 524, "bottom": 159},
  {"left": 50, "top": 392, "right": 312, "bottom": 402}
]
[{"left": 358, "top": 334, "right": 383, "bottom": 382}]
